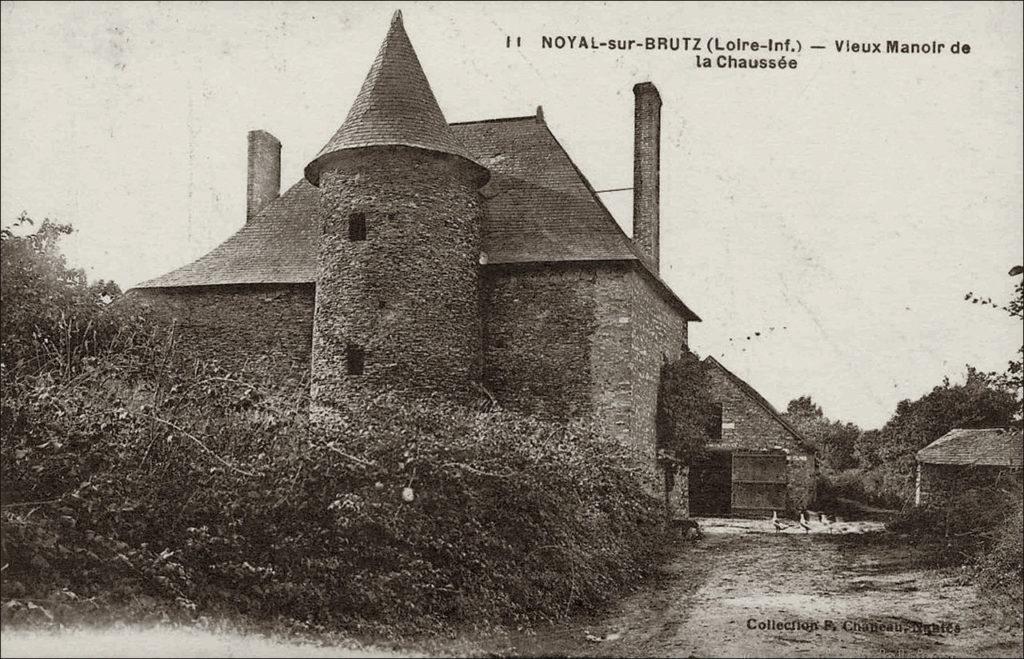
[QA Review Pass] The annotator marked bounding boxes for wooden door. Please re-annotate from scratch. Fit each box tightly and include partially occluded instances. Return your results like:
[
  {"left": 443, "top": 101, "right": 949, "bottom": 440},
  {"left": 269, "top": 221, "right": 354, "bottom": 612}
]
[{"left": 731, "top": 451, "right": 787, "bottom": 516}]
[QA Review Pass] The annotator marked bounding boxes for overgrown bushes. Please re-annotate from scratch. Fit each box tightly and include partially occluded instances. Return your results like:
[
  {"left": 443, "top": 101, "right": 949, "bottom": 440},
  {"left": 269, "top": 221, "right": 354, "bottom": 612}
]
[
  {"left": 2, "top": 364, "right": 663, "bottom": 632},
  {"left": 1, "top": 218, "right": 665, "bottom": 634},
  {"left": 888, "top": 483, "right": 1023, "bottom": 620}
]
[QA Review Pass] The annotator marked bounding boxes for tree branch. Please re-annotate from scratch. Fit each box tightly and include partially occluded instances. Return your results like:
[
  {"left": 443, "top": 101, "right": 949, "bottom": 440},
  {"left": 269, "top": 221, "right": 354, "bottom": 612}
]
[
  {"left": 136, "top": 412, "right": 254, "bottom": 477},
  {"left": 324, "top": 444, "right": 376, "bottom": 468},
  {"left": 442, "top": 462, "right": 513, "bottom": 478}
]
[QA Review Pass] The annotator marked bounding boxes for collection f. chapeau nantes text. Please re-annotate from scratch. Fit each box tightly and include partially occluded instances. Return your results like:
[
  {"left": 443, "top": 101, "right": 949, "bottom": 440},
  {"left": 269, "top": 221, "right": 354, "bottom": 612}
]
[{"left": 507, "top": 35, "right": 973, "bottom": 70}]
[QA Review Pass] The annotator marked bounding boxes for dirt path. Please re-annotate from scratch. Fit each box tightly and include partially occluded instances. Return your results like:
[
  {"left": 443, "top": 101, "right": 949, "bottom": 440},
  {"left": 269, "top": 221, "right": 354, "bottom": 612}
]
[{"left": 487, "top": 519, "right": 1022, "bottom": 658}]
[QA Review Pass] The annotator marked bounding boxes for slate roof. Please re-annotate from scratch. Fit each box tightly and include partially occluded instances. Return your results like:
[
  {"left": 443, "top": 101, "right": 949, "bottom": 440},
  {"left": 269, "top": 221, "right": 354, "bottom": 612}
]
[
  {"left": 135, "top": 11, "right": 699, "bottom": 321},
  {"left": 135, "top": 114, "right": 699, "bottom": 319},
  {"left": 304, "top": 11, "right": 482, "bottom": 185},
  {"left": 917, "top": 428, "right": 1023, "bottom": 467},
  {"left": 703, "top": 356, "right": 815, "bottom": 453}
]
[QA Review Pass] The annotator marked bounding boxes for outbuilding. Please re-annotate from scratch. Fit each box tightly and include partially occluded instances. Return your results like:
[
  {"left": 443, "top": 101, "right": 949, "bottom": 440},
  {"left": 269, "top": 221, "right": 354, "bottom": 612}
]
[
  {"left": 686, "top": 357, "right": 816, "bottom": 517},
  {"left": 915, "top": 428, "right": 1023, "bottom": 505}
]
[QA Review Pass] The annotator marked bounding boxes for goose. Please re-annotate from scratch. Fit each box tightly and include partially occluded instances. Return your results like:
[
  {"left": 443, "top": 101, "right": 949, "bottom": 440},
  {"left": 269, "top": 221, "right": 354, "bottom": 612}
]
[
  {"left": 799, "top": 512, "right": 811, "bottom": 533},
  {"left": 821, "top": 513, "right": 833, "bottom": 534},
  {"left": 772, "top": 510, "right": 784, "bottom": 533}
]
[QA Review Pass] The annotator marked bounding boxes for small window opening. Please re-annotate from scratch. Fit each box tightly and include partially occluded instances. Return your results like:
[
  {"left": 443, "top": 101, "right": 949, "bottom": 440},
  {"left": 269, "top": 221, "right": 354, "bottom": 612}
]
[
  {"left": 346, "top": 344, "right": 365, "bottom": 375},
  {"left": 349, "top": 213, "right": 367, "bottom": 241},
  {"left": 707, "top": 402, "right": 723, "bottom": 440}
]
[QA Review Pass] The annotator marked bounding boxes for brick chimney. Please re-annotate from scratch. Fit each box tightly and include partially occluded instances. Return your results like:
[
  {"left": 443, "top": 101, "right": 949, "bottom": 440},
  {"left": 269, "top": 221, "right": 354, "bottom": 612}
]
[
  {"left": 247, "top": 130, "right": 281, "bottom": 222},
  {"left": 632, "top": 82, "right": 661, "bottom": 272}
]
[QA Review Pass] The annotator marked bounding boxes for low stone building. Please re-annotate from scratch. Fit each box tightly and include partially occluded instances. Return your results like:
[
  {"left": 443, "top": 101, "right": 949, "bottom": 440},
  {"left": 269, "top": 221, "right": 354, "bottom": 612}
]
[
  {"left": 915, "top": 428, "right": 1023, "bottom": 506},
  {"left": 685, "top": 357, "right": 816, "bottom": 517}
]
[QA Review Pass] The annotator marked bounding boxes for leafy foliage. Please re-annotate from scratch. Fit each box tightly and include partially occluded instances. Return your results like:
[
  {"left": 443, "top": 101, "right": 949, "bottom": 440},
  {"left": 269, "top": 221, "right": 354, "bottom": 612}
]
[
  {"left": 798, "top": 368, "right": 1017, "bottom": 510},
  {"left": 1, "top": 216, "right": 665, "bottom": 633},
  {"left": 1, "top": 214, "right": 125, "bottom": 379},
  {"left": 964, "top": 271, "right": 1024, "bottom": 416},
  {"left": 866, "top": 368, "right": 1017, "bottom": 505},
  {"left": 655, "top": 351, "right": 716, "bottom": 471},
  {"left": 784, "top": 396, "right": 861, "bottom": 473},
  {"left": 889, "top": 481, "right": 1023, "bottom": 622}
]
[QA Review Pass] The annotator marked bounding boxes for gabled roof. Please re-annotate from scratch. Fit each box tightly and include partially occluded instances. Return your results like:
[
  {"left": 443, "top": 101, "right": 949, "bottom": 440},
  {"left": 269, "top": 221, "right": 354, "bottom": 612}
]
[
  {"left": 703, "top": 356, "right": 814, "bottom": 453},
  {"left": 134, "top": 113, "right": 699, "bottom": 321},
  {"left": 304, "top": 11, "right": 482, "bottom": 185},
  {"left": 917, "top": 428, "right": 1023, "bottom": 467}
]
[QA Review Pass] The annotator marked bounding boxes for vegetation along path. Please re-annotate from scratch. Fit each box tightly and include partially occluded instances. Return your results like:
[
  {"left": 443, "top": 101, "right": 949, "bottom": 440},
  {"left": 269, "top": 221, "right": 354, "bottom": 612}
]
[{"left": 484, "top": 518, "right": 1023, "bottom": 658}]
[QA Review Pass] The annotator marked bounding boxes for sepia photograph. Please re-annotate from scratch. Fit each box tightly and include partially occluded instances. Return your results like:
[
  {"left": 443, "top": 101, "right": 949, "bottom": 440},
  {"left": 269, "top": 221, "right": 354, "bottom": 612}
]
[{"left": 1, "top": 2, "right": 1022, "bottom": 657}]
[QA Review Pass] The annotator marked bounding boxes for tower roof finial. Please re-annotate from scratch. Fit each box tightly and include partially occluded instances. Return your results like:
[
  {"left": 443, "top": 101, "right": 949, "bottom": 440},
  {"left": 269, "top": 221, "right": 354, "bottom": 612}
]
[{"left": 305, "top": 10, "right": 484, "bottom": 185}]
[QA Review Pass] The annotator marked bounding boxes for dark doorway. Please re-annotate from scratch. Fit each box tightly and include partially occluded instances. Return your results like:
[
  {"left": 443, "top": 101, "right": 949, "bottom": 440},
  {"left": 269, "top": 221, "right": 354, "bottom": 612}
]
[{"left": 689, "top": 448, "right": 732, "bottom": 516}]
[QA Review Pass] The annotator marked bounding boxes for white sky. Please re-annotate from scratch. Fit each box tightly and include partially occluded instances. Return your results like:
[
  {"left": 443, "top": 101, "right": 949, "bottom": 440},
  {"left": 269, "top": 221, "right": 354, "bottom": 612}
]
[{"left": 2, "top": 1, "right": 1022, "bottom": 429}]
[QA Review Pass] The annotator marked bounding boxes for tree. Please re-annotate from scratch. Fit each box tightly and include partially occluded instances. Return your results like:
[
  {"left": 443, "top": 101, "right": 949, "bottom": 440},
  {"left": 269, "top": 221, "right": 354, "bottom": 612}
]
[
  {"left": 872, "top": 366, "right": 1018, "bottom": 502},
  {"left": 783, "top": 396, "right": 860, "bottom": 472},
  {"left": 655, "top": 351, "right": 717, "bottom": 515},
  {"left": 786, "top": 396, "right": 822, "bottom": 418},
  {"left": 964, "top": 265, "right": 1023, "bottom": 421},
  {"left": 1000, "top": 271, "right": 1023, "bottom": 409},
  {"left": 1, "top": 214, "right": 123, "bottom": 378}
]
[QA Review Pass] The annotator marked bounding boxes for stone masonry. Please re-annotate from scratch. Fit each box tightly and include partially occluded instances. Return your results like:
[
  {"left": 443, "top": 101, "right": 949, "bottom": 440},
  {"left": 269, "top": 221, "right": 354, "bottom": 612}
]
[
  {"left": 632, "top": 82, "right": 662, "bottom": 273},
  {"left": 700, "top": 359, "right": 816, "bottom": 514},
  {"left": 483, "top": 261, "right": 688, "bottom": 497},
  {"left": 312, "top": 149, "right": 484, "bottom": 423},
  {"left": 132, "top": 12, "right": 707, "bottom": 509},
  {"left": 133, "top": 284, "right": 314, "bottom": 385}
]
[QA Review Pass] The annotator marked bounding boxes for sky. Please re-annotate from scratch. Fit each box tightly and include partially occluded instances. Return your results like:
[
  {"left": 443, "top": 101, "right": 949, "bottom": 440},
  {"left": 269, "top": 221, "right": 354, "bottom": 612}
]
[{"left": 2, "top": 1, "right": 1022, "bottom": 429}]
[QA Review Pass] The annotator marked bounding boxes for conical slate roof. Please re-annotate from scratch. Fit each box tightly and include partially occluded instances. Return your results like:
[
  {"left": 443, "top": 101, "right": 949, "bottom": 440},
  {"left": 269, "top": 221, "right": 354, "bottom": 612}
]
[{"left": 304, "top": 11, "right": 482, "bottom": 185}]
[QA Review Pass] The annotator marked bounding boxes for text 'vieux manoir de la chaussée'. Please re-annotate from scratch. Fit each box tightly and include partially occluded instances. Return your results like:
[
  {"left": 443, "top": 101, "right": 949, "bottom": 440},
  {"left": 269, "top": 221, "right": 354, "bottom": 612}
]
[{"left": 531, "top": 35, "right": 971, "bottom": 70}]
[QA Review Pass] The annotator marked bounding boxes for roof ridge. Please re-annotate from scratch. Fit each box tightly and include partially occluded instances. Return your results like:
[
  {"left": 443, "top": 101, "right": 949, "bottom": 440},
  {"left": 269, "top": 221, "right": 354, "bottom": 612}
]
[
  {"left": 703, "top": 356, "right": 813, "bottom": 451},
  {"left": 534, "top": 121, "right": 700, "bottom": 321},
  {"left": 449, "top": 115, "right": 539, "bottom": 126}
]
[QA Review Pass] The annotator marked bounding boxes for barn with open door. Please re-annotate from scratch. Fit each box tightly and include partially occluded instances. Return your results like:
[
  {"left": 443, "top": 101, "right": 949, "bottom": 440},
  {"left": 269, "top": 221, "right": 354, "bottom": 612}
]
[
  {"left": 731, "top": 450, "right": 788, "bottom": 516},
  {"left": 686, "top": 357, "right": 816, "bottom": 517}
]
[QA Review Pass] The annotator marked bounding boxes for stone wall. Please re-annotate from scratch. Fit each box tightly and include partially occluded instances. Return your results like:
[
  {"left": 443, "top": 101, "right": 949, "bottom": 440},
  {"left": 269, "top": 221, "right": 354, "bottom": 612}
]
[
  {"left": 132, "top": 284, "right": 314, "bottom": 384},
  {"left": 136, "top": 252, "right": 693, "bottom": 508},
  {"left": 482, "top": 263, "right": 600, "bottom": 420},
  {"left": 917, "top": 463, "right": 1022, "bottom": 505},
  {"left": 483, "top": 261, "right": 689, "bottom": 501},
  {"left": 589, "top": 265, "right": 633, "bottom": 441},
  {"left": 628, "top": 267, "right": 689, "bottom": 500},
  {"left": 701, "top": 363, "right": 816, "bottom": 514},
  {"left": 313, "top": 148, "right": 484, "bottom": 423}
]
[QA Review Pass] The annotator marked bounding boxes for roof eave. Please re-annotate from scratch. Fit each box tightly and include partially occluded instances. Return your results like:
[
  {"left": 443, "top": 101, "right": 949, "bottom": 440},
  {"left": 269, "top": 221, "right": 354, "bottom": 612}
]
[{"left": 304, "top": 143, "right": 489, "bottom": 188}]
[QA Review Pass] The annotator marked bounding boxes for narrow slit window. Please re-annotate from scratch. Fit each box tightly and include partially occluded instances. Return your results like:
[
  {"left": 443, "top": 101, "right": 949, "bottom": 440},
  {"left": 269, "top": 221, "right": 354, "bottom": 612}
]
[
  {"left": 349, "top": 213, "right": 367, "bottom": 241},
  {"left": 346, "top": 345, "right": 365, "bottom": 375},
  {"left": 707, "top": 403, "right": 724, "bottom": 440}
]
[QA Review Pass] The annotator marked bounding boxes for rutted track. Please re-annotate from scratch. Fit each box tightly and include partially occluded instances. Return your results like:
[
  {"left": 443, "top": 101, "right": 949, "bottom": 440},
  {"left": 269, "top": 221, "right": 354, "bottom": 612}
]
[{"left": 488, "top": 518, "right": 1022, "bottom": 658}]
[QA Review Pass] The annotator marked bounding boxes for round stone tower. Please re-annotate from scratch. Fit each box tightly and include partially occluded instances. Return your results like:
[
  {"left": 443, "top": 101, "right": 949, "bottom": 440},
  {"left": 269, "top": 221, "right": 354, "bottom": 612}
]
[{"left": 305, "top": 11, "right": 489, "bottom": 424}]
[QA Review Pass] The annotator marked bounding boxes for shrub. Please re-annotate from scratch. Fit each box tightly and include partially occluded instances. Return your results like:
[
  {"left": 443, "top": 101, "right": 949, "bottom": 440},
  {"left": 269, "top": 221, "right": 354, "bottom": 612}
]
[
  {"left": 655, "top": 351, "right": 716, "bottom": 503},
  {"left": 0, "top": 217, "right": 663, "bottom": 634},
  {"left": 976, "top": 492, "right": 1023, "bottom": 618},
  {"left": 1, "top": 215, "right": 666, "bottom": 633},
  {"left": 814, "top": 467, "right": 904, "bottom": 511},
  {"left": 2, "top": 360, "right": 663, "bottom": 632},
  {"left": 887, "top": 482, "right": 1023, "bottom": 620}
]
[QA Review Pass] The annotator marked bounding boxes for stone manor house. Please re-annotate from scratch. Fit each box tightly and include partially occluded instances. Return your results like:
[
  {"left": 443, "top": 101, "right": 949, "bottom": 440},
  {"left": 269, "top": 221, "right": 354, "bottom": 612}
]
[{"left": 135, "top": 11, "right": 814, "bottom": 513}]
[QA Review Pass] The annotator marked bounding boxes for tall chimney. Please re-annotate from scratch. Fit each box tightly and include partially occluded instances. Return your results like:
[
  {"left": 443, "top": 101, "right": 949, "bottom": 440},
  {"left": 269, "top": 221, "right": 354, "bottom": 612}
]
[
  {"left": 632, "top": 82, "right": 661, "bottom": 272},
  {"left": 247, "top": 130, "right": 281, "bottom": 222}
]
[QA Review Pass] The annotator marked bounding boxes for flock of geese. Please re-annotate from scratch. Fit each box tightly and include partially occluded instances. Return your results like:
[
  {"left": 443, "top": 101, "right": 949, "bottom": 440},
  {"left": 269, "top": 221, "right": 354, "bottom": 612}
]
[{"left": 770, "top": 510, "right": 862, "bottom": 534}]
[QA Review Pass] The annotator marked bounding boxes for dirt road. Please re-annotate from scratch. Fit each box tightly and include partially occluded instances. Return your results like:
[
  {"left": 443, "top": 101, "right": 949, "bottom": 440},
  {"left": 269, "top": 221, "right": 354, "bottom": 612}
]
[{"left": 489, "top": 518, "right": 1023, "bottom": 658}]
